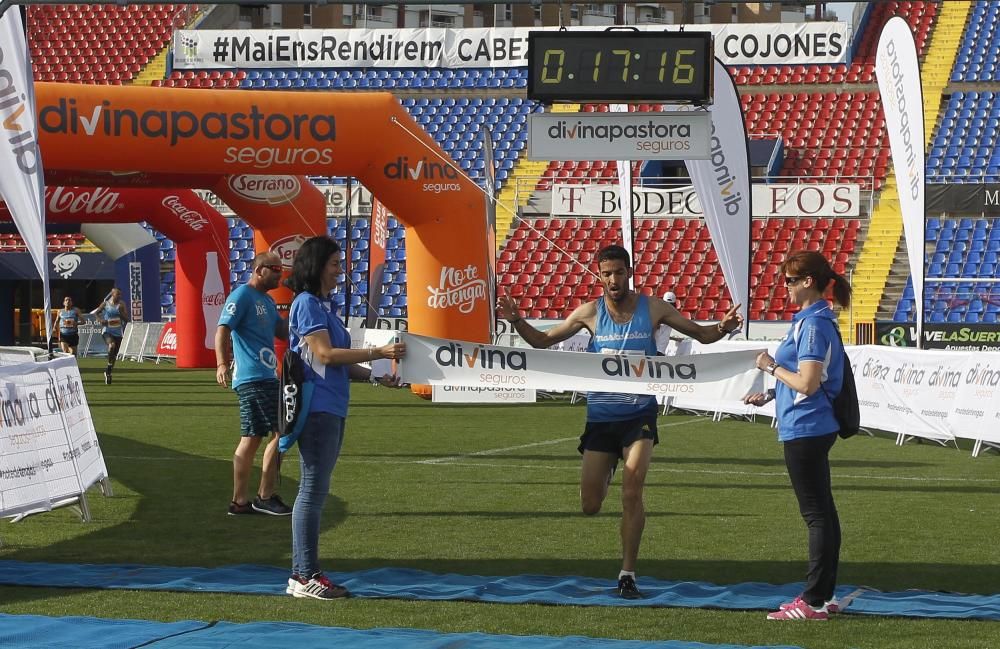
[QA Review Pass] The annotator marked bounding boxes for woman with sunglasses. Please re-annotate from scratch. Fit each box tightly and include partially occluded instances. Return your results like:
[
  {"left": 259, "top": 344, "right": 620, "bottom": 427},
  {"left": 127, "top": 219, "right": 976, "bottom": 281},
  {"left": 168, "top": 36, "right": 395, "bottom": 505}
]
[
  {"left": 284, "top": 236, "right": 406, "bottom": 601},
  {"left": 743, "top": 250, "right": 852, "bottom": 621}
]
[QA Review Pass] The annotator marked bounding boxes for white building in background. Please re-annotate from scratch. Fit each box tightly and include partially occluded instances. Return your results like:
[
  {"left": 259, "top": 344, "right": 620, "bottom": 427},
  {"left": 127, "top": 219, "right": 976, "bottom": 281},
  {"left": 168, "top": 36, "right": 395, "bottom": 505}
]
[{"left": 229, "top": 2, "right": 828, "bottom": 30}]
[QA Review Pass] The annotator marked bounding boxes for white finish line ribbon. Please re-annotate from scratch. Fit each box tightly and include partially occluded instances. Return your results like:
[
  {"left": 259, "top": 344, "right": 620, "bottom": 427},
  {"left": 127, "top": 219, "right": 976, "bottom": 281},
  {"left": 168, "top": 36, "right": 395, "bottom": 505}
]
[{"left": 399, "top": 332, "right": 764, "bottom": 401}]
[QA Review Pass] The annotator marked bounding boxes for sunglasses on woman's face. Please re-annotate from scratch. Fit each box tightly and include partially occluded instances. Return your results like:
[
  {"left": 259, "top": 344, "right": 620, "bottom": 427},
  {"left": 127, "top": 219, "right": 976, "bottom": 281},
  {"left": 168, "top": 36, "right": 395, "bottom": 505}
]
[{"left": 784, "top": 276, "right": 804, "bottom": 286}]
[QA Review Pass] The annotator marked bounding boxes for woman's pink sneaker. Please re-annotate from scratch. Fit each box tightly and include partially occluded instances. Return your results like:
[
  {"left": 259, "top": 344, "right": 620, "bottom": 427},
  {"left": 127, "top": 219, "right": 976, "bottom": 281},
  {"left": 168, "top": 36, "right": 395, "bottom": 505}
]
[
  {"left": 767, "top": 597, "right": 829, "bottom": 620},
  {"left": 779, "top": 596, "right": 840, "bottom": 614}
]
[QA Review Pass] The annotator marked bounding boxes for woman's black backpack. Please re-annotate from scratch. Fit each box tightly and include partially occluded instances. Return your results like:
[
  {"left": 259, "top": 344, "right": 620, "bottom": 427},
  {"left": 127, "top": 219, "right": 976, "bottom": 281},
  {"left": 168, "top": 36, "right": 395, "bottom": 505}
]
[
  {"left": 277, "top": 346, "right": 313, "bottom": 452},
  {"left": 794, "top": 319, "right": 860, "bottom": 439},
  {"left": 828, "top": 348, "right": 860, "bottom": 439}
]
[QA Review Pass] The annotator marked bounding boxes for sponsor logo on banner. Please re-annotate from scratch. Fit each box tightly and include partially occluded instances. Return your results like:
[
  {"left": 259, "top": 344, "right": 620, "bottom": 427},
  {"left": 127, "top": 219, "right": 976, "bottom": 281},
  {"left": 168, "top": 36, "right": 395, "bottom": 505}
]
[
  {"left": 877, "top": 17, "right": 925, "bottom": 344},
  {"left": 128, "top": 262, "right": 143, "bottom": 322},
  {"left": 875, "top": 322, "right": 1000, "bottom": 351},
  {"left": 178, "top": 32, "right": 200, "bottom": 60},
  {"left": 173, "top": 25, "right": 849, "bottom": 70},
  {"left": 877, "top": 323, "right": 913, "bottom": 347},
  {"left": 529, "top": 112, "right": 711, "bottom": 161},
  {"left": 551, "top": 183, "right": 859, "bottom": 218},
  {"left": 400, "top": 332, "right": 762, "bottom": 397},
  {"left": 46, "top": 186, "right": 122, "bottom": 215},
  {"left": 156, "top": 322, "right": 178, "bottom": 354},
  {"left": 432, "top": 385, "right": 536, "bottom": 403},
  {"left": 435, "top": 342, "right": 527, "bottom": 370},
  {"left": 51, "top": 253, "right": 81, "bottom": 278},
  {"left": 600, "top": 355, "right": 697, "bottom": 382},
  {"left": 427, "top": 265, "right": 488, "bottom": 314},
  {"left": 38, "top": 99, "right": 336, "bottom": 170},
  {"left": 270, "top": 234, "right": 307, "bottom": 268},
  {"left": 0, "top": 43, "right": 39, "bottom": 176},
  {"left": 202, "top": 290, "right": 224, "bottom": 306},
  {"left": 161, "top": 195, "right": 209, "bottom": 231},
  {"left": 197, "top": 183, "right": 372, "bottom": 217},
  {"left": 227, "top": 174, "right": 301, "bottom": 204},
  {"left": 383, "top": 156, "right": 460, "bottom": 193}
]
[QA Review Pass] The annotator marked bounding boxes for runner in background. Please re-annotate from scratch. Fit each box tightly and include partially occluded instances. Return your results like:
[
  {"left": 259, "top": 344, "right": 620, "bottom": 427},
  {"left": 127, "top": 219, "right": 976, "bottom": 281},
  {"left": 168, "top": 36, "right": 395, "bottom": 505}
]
[
  {"left": 57, "top": 295, "right": 85, "bottom": 356},
  {"left": 91, "top": 288, "right": 128, "bottom": 384}
]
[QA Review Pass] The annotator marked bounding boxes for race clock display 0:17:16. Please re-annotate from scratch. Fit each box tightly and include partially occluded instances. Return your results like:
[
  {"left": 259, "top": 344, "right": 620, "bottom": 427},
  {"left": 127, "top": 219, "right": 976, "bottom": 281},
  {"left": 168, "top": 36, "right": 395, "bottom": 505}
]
[{"left": 527, "top": 31, "right": 714, "bottom": 104}]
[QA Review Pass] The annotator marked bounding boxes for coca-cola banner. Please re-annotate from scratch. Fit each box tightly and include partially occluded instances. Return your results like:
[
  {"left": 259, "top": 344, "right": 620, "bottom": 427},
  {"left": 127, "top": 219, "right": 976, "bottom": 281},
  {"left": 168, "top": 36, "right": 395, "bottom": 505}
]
[
  {"left": 551, "top": 183, "right": 861, "bottom": 218},
  {"left": 156, "top": 322, "right": 178, "bottom": 357},
  {"left": 174, "top": 24, "right": 850, "bottom": 70},
  {"left": 0, "top": 186, "right": 230, "bottom": 367}
]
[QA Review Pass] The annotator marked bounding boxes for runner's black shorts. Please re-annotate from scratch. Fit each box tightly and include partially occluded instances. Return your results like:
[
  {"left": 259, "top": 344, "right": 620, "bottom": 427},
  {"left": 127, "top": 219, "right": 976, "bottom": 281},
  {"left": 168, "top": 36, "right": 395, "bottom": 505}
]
[
  {"left": 578, "top": 414, "right": 659, "bottom": 459},
  {"left": 60, "top": 333, "right": 79, "bottom": 347}
]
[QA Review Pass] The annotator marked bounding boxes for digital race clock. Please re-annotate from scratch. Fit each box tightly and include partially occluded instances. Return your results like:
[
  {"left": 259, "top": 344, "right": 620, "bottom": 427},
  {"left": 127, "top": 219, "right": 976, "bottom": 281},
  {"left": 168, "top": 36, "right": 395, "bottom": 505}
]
[{"left": 527, "top": 31, "right": 714, "bottom": 104}]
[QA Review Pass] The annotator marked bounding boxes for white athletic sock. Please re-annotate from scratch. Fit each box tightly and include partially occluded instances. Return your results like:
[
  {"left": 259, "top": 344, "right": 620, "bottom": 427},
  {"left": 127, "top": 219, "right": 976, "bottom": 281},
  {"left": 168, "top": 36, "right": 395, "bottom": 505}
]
[{"left": 618, "top": 570, "right": 635, "bottom": 580}]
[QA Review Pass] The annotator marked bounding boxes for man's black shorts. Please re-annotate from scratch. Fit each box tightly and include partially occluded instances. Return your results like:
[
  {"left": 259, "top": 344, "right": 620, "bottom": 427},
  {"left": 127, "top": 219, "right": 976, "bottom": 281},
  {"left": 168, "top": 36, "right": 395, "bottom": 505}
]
[
  {"left": 103, "top": 333, "right": 123, "bottom": 347},
  {"left": 60, "top": 333, "right": 79, "bottom": 347},
  {"left": 578, "top": 414, "right": 659, "bottom": 459}
]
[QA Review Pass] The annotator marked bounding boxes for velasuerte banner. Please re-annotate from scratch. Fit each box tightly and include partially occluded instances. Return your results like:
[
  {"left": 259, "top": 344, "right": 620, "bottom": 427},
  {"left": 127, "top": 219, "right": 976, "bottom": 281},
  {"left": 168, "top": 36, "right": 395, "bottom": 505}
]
[
  {"left": 174, "top": 24, "right": 850, "bottom": 70},
  {"left": 398, "top": 332, "right": 762, "bottom": 401}
]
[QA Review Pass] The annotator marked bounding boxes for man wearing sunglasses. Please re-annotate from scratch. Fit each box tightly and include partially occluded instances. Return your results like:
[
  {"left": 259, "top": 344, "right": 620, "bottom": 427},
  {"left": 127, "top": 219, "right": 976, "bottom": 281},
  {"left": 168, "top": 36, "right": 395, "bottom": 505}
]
[{"left": 215, "top": 252, "right": 292, "bottom": 517}]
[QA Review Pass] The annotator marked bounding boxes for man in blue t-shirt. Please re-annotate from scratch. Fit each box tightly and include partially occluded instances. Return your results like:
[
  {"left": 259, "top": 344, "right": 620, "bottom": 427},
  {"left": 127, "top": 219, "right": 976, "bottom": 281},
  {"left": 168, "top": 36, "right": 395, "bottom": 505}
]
[{"left": 215, "top": 252, "right": 290, "bottom": 517}]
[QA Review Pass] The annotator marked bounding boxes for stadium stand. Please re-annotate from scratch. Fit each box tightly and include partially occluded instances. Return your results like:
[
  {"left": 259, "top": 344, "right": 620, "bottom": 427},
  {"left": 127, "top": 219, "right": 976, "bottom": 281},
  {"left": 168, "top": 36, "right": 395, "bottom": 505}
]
[{"left": 26, "top": 0, "right": 981, "bottom": 325}]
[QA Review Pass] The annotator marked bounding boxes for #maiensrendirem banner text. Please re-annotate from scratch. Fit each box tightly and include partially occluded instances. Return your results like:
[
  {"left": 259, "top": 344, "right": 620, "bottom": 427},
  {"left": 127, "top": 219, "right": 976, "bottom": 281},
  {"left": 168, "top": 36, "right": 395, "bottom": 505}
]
[
  {"left": 399, "top": 332, "right": 762, "bottom": 400},
  {"left": 174, "top": 24, "right": 850, "bottom": 69}
]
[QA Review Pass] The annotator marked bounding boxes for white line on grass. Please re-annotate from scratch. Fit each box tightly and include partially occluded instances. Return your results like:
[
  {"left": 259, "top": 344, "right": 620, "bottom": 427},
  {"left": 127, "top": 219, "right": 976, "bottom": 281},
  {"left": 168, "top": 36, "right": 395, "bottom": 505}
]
[
  {"left": 416, "top": 437, "right": 579, "bottom": 465},
  {"left": 342, "top": 458, "right": 1000, "bottom": 483},
  {"left": 415, "top": 417, "right": 703, "bottom": 465}
]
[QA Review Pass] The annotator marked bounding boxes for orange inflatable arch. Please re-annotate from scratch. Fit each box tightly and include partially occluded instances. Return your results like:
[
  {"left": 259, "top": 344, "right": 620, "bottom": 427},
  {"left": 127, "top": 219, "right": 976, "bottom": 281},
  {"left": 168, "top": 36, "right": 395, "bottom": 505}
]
[{"left": 34, "top": 83, "right": 494, "bottom": 362}]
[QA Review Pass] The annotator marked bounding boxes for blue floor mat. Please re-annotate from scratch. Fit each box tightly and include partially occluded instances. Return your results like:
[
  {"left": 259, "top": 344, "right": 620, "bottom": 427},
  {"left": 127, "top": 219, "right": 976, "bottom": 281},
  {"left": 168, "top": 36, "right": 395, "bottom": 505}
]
[
  {"left": 0, "top": 614, "right": 802, "bottom": 649},
  {"left": 1, "top": 560, "right": 998, "bottom": 620}
]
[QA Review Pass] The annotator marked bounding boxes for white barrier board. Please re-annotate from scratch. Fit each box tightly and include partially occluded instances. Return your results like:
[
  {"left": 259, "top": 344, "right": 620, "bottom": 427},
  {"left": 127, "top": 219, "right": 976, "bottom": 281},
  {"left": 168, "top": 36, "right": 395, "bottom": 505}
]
[{"left": 0, "top": 356, "right": 108, "bottom": 518}]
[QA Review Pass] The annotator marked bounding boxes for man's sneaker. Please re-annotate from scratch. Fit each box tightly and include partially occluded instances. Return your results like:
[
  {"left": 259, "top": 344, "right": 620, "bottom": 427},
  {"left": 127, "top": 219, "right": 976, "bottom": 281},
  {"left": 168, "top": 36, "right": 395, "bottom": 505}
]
[
  {"left": 617, "top": 574, "right": 643, "bottom": 600},
  {"left": 104, "top": 370, "right": 112, "bottom": 385},
  {"left": 290, "top": 573, "right": 350, "bottom": 600},
  {"left": 286, "top": 575, "right": 303, "bottom": 595},
  {"left": 780, "top": 596, "right": 840, "bottom": 615},
  {"left": 227, "top": 500, "right": 254, "bottom": 516},
  {"left": 767, "top": 598, "right": 829, "bottom": 620},
  {"left": 252, "top": 494, "right": 292, "bottom": 516}
]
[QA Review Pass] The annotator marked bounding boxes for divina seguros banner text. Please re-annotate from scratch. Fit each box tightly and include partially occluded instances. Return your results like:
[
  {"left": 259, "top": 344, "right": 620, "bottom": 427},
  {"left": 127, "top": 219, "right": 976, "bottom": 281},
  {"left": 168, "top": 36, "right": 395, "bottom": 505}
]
[{"left": 398, "top": 332, "right": 762, "bottom": 401}]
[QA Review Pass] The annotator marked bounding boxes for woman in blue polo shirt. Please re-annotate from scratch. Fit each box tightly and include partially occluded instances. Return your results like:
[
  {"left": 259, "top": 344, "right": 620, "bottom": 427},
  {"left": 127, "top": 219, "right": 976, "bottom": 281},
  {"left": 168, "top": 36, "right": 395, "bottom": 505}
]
[
  {"left": 743, "top": 251, "right": 852, "bottom": 621},
  {"left": 283, "top": 236, "right": 405, "bottom": 602}
]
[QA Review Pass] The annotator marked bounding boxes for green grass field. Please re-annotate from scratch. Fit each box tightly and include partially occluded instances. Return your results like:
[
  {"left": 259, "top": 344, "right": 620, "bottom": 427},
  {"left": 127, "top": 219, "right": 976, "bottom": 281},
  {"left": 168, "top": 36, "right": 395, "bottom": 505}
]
[{"left": 2, "top": 358, "right": 998, "bottom": 649}]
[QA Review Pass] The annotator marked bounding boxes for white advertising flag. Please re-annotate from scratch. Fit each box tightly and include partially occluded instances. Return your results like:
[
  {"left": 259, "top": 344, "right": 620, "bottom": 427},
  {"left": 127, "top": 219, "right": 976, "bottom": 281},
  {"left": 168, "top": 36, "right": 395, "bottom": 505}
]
[
  {"left": 399, "top": 332, "right": 762, "bottom": 401},
  {"left": 876, "top": 17, "right": 925, "bottom": 347},
  {"left": 0, "top": 9, "right": 49, "bottom": 341},
  {"left": 610, "top": 104, "right": 635, "bottom": 290},
  {"left": 684, "top": 59, "right": 751, "bottom": 334}
]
